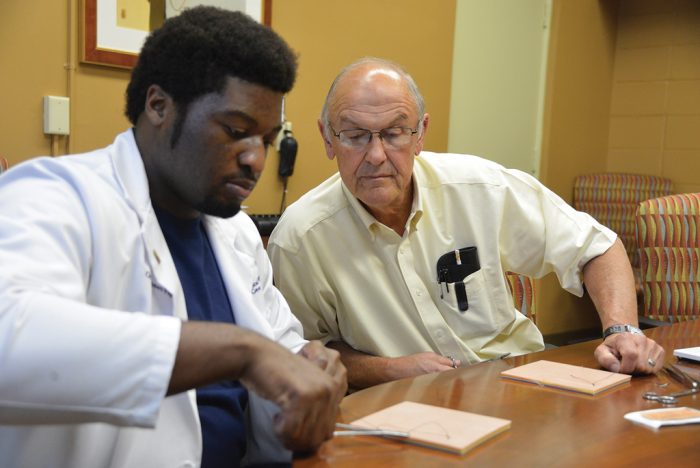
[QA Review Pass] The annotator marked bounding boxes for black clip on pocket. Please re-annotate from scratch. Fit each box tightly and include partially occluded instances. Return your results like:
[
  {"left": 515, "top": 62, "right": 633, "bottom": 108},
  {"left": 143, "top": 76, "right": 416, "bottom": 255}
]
[{"left": 436, "top": 247, "right": 480, "bottom": 312}]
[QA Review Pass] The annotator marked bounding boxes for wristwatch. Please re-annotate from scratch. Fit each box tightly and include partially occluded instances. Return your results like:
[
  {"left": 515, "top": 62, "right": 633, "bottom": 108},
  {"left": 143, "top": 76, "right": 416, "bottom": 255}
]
[{"left": 602, "top": 324, "right": 643, "bottom": 339}]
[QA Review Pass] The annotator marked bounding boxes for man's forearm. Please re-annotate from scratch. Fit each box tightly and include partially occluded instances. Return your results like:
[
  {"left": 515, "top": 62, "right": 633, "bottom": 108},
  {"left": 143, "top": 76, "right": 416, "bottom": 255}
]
[
  {"left": 169, "top": 322, "right": 348, "bottom": 452},
  {"left": 582, "top": 239, "right": 639, "bottom": 329},
  {"left": 326, "top": 341, "right": 457, "bottom": 390},
  {"left": 168, "top": 321, "right": 261, "bottom": 395},
  {"left": 326, "top": 341, "right": 398, "bottom": 390}
]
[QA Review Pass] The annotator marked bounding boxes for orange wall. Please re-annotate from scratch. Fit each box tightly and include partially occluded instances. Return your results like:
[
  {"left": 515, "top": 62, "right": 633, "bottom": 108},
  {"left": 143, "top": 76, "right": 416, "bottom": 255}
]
[
  {"left": 537, "top": 0, "right": 620, "bottom": 335},
  {"left": 607, "top": 0, "right": 700, "bottom": 195},
  {"left": 0, "top": 1, "right": 70, "bottom": 163},
  {"left": 0, "top": 1, "right": 132, "bottom": 163},
  {"left": 537, "top": 0, "right": 700, "bottom": 336},
  {"left": 245, "top": 0, "right": 456, "bottom": 214},
  {"left": 6, "top": 0, "right": 697, "bottom": 337},
  {"left": 0, "top": 0, "right": 455, "bottom": 217},
  {"left": 71, "top": 66, "right": 133, "bottom": 153}
]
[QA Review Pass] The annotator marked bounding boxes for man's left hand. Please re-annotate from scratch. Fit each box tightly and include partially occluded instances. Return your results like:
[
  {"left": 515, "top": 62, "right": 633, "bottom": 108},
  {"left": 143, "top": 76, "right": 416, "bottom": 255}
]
[
  {"left": 594, "top": 332, "right": 665, "bottom": 374},
  {"left": 299, "top": 341, "right": 348, "bottom": 400}
]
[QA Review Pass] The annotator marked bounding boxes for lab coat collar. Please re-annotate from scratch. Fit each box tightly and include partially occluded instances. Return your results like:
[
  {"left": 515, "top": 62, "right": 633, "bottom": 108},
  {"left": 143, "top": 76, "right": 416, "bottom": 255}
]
[
  {"left": 204, "top": 217, "right": 275, "bottom": 339},
  {"left": 108, "top": 129, "right": 186, "bottom": 321},
  {"left": 109, "top": 129, "right": 152, "bottom": 223}
]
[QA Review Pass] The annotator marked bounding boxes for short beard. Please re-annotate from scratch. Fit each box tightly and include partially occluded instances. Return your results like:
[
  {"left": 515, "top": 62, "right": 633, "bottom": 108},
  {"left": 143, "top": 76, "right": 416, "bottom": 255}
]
[{"left": 194, "top": 196, "right": 242, "bottom": 219}]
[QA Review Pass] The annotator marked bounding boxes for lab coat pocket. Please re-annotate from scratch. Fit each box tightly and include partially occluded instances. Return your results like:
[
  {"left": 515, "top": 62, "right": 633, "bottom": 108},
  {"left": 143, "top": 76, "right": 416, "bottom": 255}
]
[
  {"left": 439, "top": 270, "right": 510, "bottom": 338},
  {"left": 146, "top": 270, "right": 175, "bottom": 317}
]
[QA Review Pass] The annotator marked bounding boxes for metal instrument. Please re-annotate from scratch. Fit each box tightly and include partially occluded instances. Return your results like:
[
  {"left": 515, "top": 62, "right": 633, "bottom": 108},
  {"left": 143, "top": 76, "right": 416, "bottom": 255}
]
[
  {"left": 333, "top": 423, "right": 409, "bottom": 439},
  {"left": 664, "top": 363, "right": 700, "bottom": 389},
  {"left": 642, "top": 363, "right": 700, "bottom": 405},
  {"left": 643, "top": 387, "right": 700, "bottom": 405}
]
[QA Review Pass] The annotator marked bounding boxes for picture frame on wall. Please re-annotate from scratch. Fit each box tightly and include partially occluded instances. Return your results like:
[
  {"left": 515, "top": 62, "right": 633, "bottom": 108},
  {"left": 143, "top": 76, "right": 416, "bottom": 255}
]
[{"left": 81, "top": 0, "right": 271, "bottom": 69}]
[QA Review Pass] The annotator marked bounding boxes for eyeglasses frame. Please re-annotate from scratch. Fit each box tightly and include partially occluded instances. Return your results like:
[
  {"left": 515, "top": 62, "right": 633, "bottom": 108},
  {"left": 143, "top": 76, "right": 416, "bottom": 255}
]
[{"left": 329, "top": 123, "right": 420, "bottom": 150}]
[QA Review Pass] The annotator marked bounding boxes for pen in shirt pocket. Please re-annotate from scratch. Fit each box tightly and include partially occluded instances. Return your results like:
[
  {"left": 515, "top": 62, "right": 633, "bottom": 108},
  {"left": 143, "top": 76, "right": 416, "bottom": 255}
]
[{"left": 436, "top": 246, "right": 480, "bottom": 312}]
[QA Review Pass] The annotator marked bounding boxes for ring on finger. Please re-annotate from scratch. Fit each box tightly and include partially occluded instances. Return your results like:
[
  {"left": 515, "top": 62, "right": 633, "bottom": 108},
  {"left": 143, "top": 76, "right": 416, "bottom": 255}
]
[{"left": 647, "top": 357, "right": 657, "bottom": 367}]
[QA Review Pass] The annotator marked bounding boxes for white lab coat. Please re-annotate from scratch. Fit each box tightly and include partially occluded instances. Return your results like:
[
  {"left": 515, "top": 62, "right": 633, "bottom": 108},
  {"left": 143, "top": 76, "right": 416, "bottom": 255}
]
[{"left": 0, "top": 130, "right": 305, "bottom": 467}]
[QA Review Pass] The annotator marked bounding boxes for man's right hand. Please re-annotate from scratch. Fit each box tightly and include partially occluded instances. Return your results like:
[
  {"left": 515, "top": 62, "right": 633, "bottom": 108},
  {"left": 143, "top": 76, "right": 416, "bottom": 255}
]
[
  {"left": 169, "top": 322, "right": 346, "bottom": 453},
  {"left": 386, "top": 352, "right": 460, "bottom": 380},
  {"left": 240, "top": 339, "right": 346, "bottom": 452},
  {"left": 327, "top": 341, "right": 460, "bottom": 390}
]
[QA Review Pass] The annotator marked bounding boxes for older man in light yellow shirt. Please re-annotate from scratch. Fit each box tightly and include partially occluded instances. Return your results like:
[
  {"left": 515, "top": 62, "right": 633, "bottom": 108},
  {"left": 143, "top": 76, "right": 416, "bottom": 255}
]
[{"left": 268, "top": 57, "right": 665, "bottom": 390}]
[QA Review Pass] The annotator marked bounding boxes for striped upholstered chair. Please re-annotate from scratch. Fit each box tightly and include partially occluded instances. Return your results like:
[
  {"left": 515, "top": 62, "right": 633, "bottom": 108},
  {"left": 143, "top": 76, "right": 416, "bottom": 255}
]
[
  {"left": 635, "top": 193, "right": 700, "bottom": 323},
  {"left": 506, "top": 272, "right": 536, "bottom": 325},
  {"left": 573, "top": 173, "right": 674, "bottom": 293}
]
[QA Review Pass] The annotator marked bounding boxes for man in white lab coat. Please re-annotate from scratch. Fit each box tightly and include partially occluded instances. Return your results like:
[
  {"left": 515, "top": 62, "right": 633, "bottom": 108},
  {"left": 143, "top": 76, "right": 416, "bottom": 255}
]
[{"left": 0, "top": 7, "right": 346, "bottom": 467}]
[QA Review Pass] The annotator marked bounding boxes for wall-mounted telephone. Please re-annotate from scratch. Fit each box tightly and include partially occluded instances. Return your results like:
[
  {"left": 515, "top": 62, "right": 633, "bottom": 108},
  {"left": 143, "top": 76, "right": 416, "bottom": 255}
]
[
  {"left": 278, "top": 121, "right": 297, "bottom": 178},
  {"left": 248, "top": 116, "right": 298, "bottom": 230}
]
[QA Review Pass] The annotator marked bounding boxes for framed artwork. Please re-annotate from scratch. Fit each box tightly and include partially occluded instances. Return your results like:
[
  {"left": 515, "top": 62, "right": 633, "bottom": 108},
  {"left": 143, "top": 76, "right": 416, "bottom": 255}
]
[{"left": 82, "top": 0, "right": 272, "bottom": 69}]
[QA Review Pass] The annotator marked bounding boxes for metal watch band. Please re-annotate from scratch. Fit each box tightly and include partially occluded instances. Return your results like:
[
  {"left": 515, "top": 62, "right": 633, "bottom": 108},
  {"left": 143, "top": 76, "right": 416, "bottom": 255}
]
[{"left": 602, "top": 324, "right": 643, "bottom": 339}]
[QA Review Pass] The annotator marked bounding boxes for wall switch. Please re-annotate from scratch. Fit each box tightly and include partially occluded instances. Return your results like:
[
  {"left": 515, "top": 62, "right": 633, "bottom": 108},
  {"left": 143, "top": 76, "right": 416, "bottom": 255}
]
[{"left": 43, "top": 96, "right": 70, "bottom": 135}]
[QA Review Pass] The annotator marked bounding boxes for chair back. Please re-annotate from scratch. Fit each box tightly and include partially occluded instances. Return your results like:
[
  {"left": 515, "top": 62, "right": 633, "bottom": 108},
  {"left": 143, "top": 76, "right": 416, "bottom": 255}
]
[
  {"left": 506, "top": 272, "right": 536, "bottom": 324},
  {"left": 573, "top": 173, "right": 673, "bottom": 289},
  {"left": 636, "top": 193, "right": 700, "bottom": 322},
  {"left": 0, "top": 156, "right": 8, "bottom": 174}
]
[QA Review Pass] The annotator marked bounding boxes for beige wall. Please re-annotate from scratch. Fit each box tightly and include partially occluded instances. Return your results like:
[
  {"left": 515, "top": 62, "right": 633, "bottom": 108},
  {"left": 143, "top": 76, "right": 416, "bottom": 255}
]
[
  {"left": 607, "top": 0, "right": 700, "bottom": 195},
  {"left": 448, "top": 0, "right": 550, "bottom": 177},
  {"left": 537, "top": 0, "right": 620, "bottom": 335}
]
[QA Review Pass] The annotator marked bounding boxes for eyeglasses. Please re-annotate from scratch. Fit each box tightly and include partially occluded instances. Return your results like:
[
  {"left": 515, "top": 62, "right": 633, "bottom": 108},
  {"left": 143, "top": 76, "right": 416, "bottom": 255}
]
[{"left": 330, "top": 124, "right": 419, "bottom": 150}]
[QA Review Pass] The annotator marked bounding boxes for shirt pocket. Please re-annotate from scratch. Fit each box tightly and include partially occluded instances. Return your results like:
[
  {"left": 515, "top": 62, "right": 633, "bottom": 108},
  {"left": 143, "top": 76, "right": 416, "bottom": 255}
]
[{"left": 438, "top": 270, "right": 511, "bottom": 338}]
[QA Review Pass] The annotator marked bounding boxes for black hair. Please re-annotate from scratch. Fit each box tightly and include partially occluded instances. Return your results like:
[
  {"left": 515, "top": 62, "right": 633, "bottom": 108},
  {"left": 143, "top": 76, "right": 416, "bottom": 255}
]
[{"left": 125, "top": 6, "right": 297, "bottom": 129}]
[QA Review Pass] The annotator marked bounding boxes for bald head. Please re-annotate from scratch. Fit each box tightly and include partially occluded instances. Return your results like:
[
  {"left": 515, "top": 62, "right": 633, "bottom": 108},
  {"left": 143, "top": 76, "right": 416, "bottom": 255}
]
[{"left": 320, "top": 58, "right": 425, "bottom": 137}]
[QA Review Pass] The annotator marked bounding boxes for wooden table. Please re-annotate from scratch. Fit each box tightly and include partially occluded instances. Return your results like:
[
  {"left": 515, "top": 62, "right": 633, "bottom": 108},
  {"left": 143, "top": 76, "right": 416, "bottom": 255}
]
[{"left": 295, "top": 320, "right": 700, "bottom": 467}]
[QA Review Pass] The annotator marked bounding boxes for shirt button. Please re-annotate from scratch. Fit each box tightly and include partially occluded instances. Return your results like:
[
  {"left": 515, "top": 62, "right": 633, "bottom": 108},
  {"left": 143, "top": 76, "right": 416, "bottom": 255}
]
[
  {"left": 436, "top": 330, "right": 444, "bottom": 339},
  {"left": 180, "top": 461, "right": 195, "bottom": 468},
  {"left": 416, "top": 290, "right": 422, "bottom": 296}
]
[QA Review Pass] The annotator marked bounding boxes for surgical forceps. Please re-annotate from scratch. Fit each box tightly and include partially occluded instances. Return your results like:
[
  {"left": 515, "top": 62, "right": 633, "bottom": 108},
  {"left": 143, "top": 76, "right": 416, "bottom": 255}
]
[
  {"left": 643, "top": 387, "right": 700, "bottom": 405},
  {"left": 643, "top": 363, "right": 700, "bottom": 405}
]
